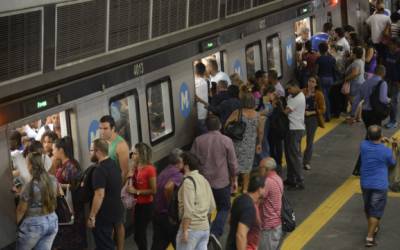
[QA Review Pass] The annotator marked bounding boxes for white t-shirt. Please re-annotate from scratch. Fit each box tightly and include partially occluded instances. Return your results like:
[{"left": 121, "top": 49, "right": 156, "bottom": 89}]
[
  {"left": 335, "top": 37, "right": 350, "bottom": 57},
  {"left": 11, "top": 150, "right": 52, "bottom": 185},
  {"left": 287, "top": 92, "right": 306, "bottom": 130},
  {"left": 366, "top": 13, "right": 391, "bottom": 43},
  {"left": 195, "top": 77, "right": 209, "bottom": 120},
  {"left": 210, "top": 71, "right": 231, "bottom": 86}
]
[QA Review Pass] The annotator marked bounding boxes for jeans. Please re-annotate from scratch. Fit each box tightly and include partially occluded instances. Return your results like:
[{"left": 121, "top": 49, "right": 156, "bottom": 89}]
[
  {"left": 176, "top": 228, "right": 209, "bottom": 250},
  {"left": 389, "top": 81, "right": 399, "bottom": 123},
  {"left": 134, "top": 203, "right": 154, "bottom": 250},
  {"left": 151, "top": 213, "right": 179, "bottom": 250},
  {"left": 210, "top": 185, "right": 231, "bottom": 237},
  {"left": 303, "top": 116, "right": 318, "bottom": 165},
  {"left": 17, "top": 212, "right": 58, "bottom": 250},
  {"left": 284, "top": 130, "right": 305, "bottom": 184},
  {"left": 259, "top": 225, "right": 283, "bottom": 250},
  {"left": 92, "top": 224, "right": 115, "bottom": 250},
  {"left": 362, "top": 189, "right": 388, "bottom": 219},
  {"left": 320, "top": 77, "right": 334, "bottom": 120}
]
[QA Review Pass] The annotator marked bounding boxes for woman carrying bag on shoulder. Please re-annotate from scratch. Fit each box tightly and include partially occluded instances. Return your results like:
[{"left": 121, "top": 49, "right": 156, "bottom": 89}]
[{"left": 16, "top": 152, "right": 58, "bottom": 250}]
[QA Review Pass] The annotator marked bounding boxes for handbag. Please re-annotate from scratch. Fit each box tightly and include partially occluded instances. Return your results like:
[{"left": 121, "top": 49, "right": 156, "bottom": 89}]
[
  {"left": 341, "top": 81, "right": 350, "bottom": 95},
  {"left": 121, "top": 178, "right": 136, "bottom": 210},
  {"left": 224, "top": 109, "right": 246, "bottom": 141},
  {"left": 56, "top": 185, "right": 74, "bottom": 225}
]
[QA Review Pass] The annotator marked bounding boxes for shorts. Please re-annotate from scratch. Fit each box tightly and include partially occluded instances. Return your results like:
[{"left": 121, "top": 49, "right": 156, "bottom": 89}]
[{"left": 362, "top": 188, "right": 387, "bottom": 219}]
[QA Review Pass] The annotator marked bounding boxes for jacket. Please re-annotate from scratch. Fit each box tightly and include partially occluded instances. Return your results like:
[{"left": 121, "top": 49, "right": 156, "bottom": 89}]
[{"left": 302, "top": 88, "right": 326, "bottom": 128}]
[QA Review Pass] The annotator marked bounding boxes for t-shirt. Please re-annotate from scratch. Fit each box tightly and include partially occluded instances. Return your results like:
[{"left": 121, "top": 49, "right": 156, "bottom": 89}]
[
  {"left": 366, "top": 13, "right": 391, "bottom": 43},
  {"left": 132, "top": 165, "right": 157, "bottom": 204},
  {"left": 275, "top": 82, "right": 285, "bottom": 97},
  {"left": 195, "top": 77, "right": 209, "bottom": 120},
  {"left": 210, "top": 71, "right": 232, "bottom": 86},
  {"left": 384, "top": 50, "right": 400, "bottom": 81},
  {"left": 11, "top": 151, "right": 52, "bottom": 184},
  {"left": 226, "top": 194, "right": 256, "bottom": 250},
  {"left": 335, "top": 37, "right": 350, "bottom": 58},
  {"left": 346, "top": 59, "right": 365, "bottom": 85},
  {"left": 391, "top": 21, "right": 400, "bottom": 38},
  {"left": 360, "top": 140, "right": 396, "bottom": 190},
  {"left": 287, "top": 92, "right": 306, "bottom": 130},
  {"left": 316, "top": 55, "right": 336, "bottom": 78},
  {"left": 311, "top": 32, "right": 329, "bottom": 52},
  {"left": 154, "top": 165, "right": 183, "bottom": 214},
  {"left": 92, "top": 158, "right": 124, "bottom": 226},
  {"left": 21, "top": 175, "right": 58, "bottom": 217},
  {"left": 246, "top": 204, "right": 261, "bottom": 250}
]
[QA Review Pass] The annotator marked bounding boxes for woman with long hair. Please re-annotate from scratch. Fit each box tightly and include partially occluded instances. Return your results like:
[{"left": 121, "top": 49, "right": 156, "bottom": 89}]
[
  {"left": 127, "top": 142, "right": 157, "bottom": 250},
  {"left": 302, "top": 76, "right": 326, "bottom": 170},
  {"left": 52, "top": 136, "right": 87, "bottom": 250},
  {"left": 16, "top": 152, "right": 58, "bottom": 250}
]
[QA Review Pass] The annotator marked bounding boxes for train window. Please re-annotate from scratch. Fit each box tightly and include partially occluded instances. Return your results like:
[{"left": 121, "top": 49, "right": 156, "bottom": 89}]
[
  {"left": 109, "top": 91, "right": 141, "bottom": 148},
  {"left": 245, "top": 41, "right": 263, "bottom": 79},
  {"left": 146, "top": 79, "right": 174, "bottom": 144},
  {"left": 266, "top": 34, "right": 283, "bottom": 78}
]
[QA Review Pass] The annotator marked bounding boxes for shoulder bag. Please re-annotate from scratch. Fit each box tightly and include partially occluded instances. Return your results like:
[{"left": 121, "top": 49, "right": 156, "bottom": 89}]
[
  {"left": 56, "top": 185, "right": 75, "bottom": 225},
  {"left": 224, "top": 109, "right": 247, "bottom": 141}
]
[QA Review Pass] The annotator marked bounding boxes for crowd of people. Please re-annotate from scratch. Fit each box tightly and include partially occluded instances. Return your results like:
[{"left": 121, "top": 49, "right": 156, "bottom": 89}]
[{"left": 9, "top": 1, "right": 400, "bottom": 249}]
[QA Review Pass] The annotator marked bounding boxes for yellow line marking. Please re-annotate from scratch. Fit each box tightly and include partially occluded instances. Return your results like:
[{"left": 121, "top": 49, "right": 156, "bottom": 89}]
[{"left": 282, "top": 125, "right": 400, "bottom": 250}]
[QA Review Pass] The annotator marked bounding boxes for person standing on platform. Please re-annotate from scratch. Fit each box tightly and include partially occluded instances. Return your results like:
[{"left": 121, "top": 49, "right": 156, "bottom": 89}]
[
  {"left": 311, "top": 22, "right": 333, "bottom": 52},
  {"left": 284, "top": 82, "right": 306, "bottom": 190},
  {"left": 191, "top": 115, "right": 238, "bottom": 246},
  {"left": 226, "top": 176, "right": 265, "bottom": 250},
  {"left": 194, "top": 62, "right": 209, "bottom": 135},
  {"left": 360, "top": 125, "right": 396, "bottom": 247},
  {"left": 99, "top": 115, "right": 129, "bottom": 250},
  {"left": 87, "top": 139, "right": 124, "bottom": 250}
]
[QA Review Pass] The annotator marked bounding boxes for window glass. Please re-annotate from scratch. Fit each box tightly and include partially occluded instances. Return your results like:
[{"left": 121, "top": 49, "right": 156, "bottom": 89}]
[
  {"left": 110, "top": 93, "right": 140, "bottom": 148},
  {"left": 147, "top": 80, "right": 173, "bottom": 143},
  {"left": 246, "top": 42, "right": 263, "bottom": 78},
  {"left": 266, "top": 34, "right": 283, "bottom": 78}
]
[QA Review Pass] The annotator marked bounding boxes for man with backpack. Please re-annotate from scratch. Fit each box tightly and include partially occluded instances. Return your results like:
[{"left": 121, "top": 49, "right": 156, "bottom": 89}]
[
  {"left": 352, "top": 65, "right": 391, "bottom": 175},
  {"left": 176, "top": 152, "right": 216, "bottom": 250}
]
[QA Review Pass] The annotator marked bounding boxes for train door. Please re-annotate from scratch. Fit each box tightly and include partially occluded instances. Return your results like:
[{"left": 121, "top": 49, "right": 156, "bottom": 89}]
[
  {"left": 266, "top": 33, "right": 284, "bottom": 79},
  {"left": 294, "top": 16, "right": 315, "bottom": 44},
  {"left": 245, "top": 41, "right": 263, "bottom": 79}
]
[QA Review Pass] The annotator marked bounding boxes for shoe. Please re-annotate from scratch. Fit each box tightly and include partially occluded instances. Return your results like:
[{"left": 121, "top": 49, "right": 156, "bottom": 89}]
[
  {"left": 365, "top": 237, "right": 377, "bottom": 247},
  {"left": 284, "top": 180, "right": 296, "bottom": 187},
  {"left": 208, "top": 234, "right": 222, "bottom": 250},
  {"left": 384, "top": 122, "right": 397, "bottom": 129},
  {"left": 304, "top": 164, "right": 311, "bottom": 170},
  {"left": 287, "top": 183, "right": 305, "bottom": 191}
]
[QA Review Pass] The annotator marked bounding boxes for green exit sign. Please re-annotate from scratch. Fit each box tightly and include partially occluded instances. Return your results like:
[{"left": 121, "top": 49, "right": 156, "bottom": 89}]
[
  {"left": 297, "top": 5, "right": 312, "bottom": 16},
  {"left": 199, "top": 36, "right": 219, "bottom": 52},
  {"left": 207, "top": 42, "right": 214, "bottom": 49},
  {"left": 37, "top": 100, "right": 48, "bottom": 109}
]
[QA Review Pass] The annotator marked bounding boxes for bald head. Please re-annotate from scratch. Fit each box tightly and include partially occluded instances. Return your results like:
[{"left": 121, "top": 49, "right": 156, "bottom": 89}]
[{"left": 367, "top": 125, "right": 382, "bottom": 142}]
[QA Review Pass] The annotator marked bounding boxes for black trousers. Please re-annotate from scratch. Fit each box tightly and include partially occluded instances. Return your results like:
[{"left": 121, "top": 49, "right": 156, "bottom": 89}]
[
  {"left": 353, "top": 110, "right": 384, "bottom": 175},
  {"left": 151, "top": 213, "right": 179, "bottom": 250},
  {"left": 134, "top": 203, "right": 154, "bottom": 250},
  {"left": 268, "top": 134, "right": 283, "bottom": 173},
  {"left": 92, "top": 224, "right": 114, "bottom": 250}
]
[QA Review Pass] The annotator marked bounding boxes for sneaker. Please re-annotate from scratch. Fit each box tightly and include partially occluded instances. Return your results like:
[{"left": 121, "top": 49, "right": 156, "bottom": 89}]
[
  {"left": 304, "top": 164, "right": 311, "bottom": 170},
  {"left": 365, "top": 237, "right": 377, "bottom": 247},
  {"left": 384, "top": 122, "right": 397, "bottom": 129},
  {"left": 287, "top": 183, "right": 305, "bottom": 191}
]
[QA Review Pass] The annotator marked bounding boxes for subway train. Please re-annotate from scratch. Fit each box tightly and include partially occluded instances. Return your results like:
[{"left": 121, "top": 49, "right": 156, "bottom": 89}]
[{"left": 0, "top": 0, "right": 371, "bottom": 248}]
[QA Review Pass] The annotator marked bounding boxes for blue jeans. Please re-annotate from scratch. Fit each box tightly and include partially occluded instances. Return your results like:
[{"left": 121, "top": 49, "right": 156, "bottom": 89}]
[
  {"left": 17, "top": 212, "right": 58, "bottom": 250},
  {"left": 176, "top": 228, "right": 209, "bottom": 250},
  {"left": 320, "top": 77, "right": 334, "bottom": 120},
  {"left": 210, "top": 185, "right": 231, "bottom": 237}
]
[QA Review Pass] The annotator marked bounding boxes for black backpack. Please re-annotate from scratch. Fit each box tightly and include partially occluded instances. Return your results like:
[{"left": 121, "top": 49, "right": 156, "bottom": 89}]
[
  {"left": 370, "top": 80, "right": 391, "bottom": 120},
  {"left": 168, "top": 176, "right": 196, "bottom": 226},
  {"left": 270, "top": 100, "right": 289, "bottom": 139},
  {"left": 73, "top": 165, "right": 96, "bottom": 204}
]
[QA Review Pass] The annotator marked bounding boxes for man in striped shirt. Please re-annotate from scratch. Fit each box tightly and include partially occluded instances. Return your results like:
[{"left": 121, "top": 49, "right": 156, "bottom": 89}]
[{"left": 259, "top": 157, "right": 284, "bottom": 250}]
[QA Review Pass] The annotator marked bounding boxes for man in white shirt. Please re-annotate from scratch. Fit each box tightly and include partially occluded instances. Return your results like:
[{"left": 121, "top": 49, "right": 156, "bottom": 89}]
[
  {"left": 366, "top": 3, "right": 392, "bottom": 61},
  {"left": 207, "top": 58, "right": 232, "bottom": 86},
  {"left": 194, "top": 62, "right": 209, "bottom": 135},
  {"left": 284, "top": 82, "right": 306, "bottom": 190}
]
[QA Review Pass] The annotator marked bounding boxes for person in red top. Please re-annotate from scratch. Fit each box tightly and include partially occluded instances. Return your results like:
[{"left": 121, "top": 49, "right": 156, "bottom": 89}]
[
  {"left": 300, "top": 40, "right": 320, "bottom": 88},
  {"left": 127, "top": 142, "right": 157, "bottom": 250},
  {"left": 258, "top": 157, "right": 284, "bottom": 250}
]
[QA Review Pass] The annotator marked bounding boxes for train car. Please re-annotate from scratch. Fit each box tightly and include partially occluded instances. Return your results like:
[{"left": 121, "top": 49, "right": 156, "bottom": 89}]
[{"left": 0, "top": 0, "right": 370, "bottom": 248}]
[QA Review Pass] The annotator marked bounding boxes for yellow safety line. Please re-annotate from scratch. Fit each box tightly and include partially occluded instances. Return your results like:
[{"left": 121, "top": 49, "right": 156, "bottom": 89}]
[
  {"left": 281, "top": 176, "right": 360, "bottom": 250},
  {"left": 282, "top": 127, "right": 400, "bottom": 250}
]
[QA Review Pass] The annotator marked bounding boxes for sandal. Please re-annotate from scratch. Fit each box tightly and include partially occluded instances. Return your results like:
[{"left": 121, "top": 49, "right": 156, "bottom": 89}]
[
  {"left": 365, "top": 237, "right": 377, "bottom": 247},
  {"left": 374, "top": 227, "right": 380, "bottom": 238}
]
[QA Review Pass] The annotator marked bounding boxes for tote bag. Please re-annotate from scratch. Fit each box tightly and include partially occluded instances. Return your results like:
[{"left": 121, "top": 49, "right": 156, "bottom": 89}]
[{"left": 56, "top": 186, "right": 75, "bottom": 225}]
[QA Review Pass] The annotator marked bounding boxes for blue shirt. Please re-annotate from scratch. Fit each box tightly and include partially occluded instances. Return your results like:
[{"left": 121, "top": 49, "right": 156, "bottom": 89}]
[
  {"left": 311, "top": 33, "right": 329, "bottom": 52},
  {"left": 360, "top": 140, "right": 396, "bottom": 190},
  {"left": 316, "top": 55, "right": 336, "bottom": 78},
  {"left": 351, "top": 75, "right": 390, "bottom": 115}
]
